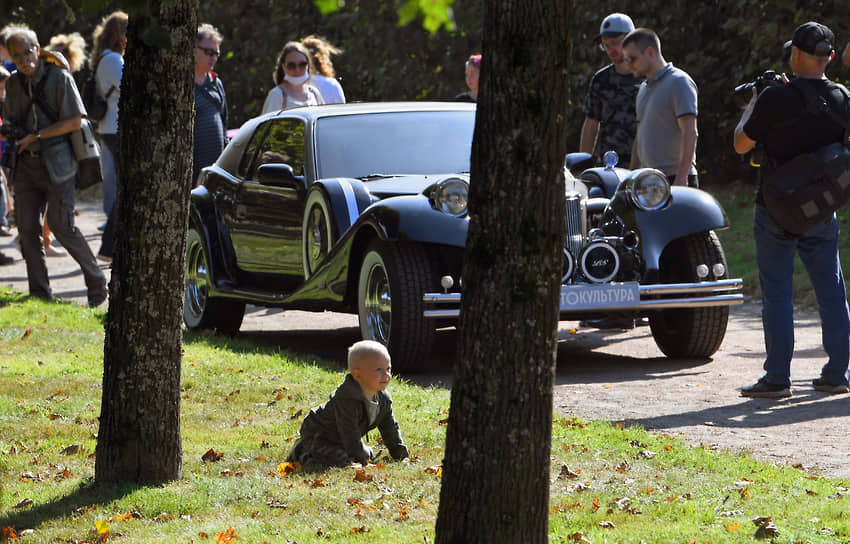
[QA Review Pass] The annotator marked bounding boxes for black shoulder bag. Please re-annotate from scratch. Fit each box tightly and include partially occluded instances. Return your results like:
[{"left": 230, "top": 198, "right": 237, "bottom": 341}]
[{"left": 762, "top": 79, "right": 850, "bottom": 235}]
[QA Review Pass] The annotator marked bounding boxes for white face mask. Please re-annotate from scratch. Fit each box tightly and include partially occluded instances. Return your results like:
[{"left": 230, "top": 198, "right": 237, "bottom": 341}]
[{"left": 284, "top": 67, "right": 309, "bottom": 86}]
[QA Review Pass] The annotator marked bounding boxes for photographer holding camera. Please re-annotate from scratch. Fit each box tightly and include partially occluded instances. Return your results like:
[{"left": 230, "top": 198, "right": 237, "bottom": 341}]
[
  {"left": 2, "top": 24, "right": 106, "bottom": 306},
  {"left": 733, "top": 22, "right": 850, "bottom": 398}
]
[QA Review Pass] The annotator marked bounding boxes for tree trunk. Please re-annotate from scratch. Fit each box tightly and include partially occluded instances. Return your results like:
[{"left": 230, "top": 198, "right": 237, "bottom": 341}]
[
  {"left": 435, "top": 0, "right": 571, "bottom": 541},
  {"left": 95, "top": 0, "right": 197, "bottom": 485}
]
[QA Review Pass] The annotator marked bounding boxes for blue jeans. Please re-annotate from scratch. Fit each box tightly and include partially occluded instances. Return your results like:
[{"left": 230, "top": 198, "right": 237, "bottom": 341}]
[{"left": 754, "top": 205, "right": 850, "bottom": 386}]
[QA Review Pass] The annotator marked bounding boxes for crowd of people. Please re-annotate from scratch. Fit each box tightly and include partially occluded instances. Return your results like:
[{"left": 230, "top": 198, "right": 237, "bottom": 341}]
[
  {"left": 0, "top": 14, "right": 346, "bottom": 304},
  {"left": 577, "top": 13, "right": 850, "bottom": 397}
]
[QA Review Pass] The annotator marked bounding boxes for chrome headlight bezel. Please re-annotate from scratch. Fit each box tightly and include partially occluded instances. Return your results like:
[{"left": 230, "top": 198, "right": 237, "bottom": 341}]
[
  {"left": 626, "top": 169, "right": 671, "bottom": 211},
  {"left": 433, "top": 177, "right": 469, "bottom": 216}
]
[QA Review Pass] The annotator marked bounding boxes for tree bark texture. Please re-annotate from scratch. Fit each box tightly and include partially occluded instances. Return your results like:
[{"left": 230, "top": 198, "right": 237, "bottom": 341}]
[
  {"left": 96, "top": 0, "right": 197, "bottom": 485},
  {"left": 435, "top": 0, "right": 571, "bottom": 542}
]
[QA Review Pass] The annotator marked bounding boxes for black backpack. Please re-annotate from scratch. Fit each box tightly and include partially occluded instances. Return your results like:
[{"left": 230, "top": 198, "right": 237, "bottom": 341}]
[{"left": 82, "top": 71, "right": 115, "bottom": 122}]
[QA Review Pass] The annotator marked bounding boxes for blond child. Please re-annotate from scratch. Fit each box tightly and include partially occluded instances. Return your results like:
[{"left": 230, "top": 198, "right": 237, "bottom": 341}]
[{"left": 287, "top": 340, "right": 409, "bottom": 467}]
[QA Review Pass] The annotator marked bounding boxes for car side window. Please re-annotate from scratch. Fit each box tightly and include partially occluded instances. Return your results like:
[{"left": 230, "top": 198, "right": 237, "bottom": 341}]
[{"left": 243, "top": 118, "right": 307, "bottom": 180}]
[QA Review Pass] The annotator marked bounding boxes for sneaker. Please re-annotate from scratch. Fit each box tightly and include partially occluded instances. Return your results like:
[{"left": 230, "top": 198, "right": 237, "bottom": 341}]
[
  {"left": 740, "top": 379, "right": 791, "bottom": 398},
  {"left": 812, "top": 378, "right": 850, "bottom": 394},
  {"left": 0, "top": 224, "right": 12, "bottom": 236},
  {"left": 45, "top": 245, "right": 67, "bottom": 257},
  {"left": 0, "top": 251, "right": 13, "bottom": 265}
]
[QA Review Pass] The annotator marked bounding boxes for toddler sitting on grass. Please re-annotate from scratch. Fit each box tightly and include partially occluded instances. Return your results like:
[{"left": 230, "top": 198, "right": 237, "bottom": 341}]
[{"left": 287, "top": 340, "right": 409, "bottom": 468}]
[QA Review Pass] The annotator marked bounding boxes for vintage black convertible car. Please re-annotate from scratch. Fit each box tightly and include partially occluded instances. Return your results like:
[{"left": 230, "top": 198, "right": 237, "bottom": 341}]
[{"left": 184, "top": 102, "right": 743, "bottom": 369}]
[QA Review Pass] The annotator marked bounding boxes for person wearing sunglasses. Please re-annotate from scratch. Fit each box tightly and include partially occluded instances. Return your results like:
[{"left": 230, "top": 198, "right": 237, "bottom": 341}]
[
  {"left": 577, "top": 13, "right": 647, "bottom": 331},
  {"left": 1, "top": 24, "right": 107, "bottom": 305},
  {"left": 262, "top": 41, "right": 324, "bottom": 114},
  {"left": 193, "top": 23, "right": 228, "bottom": 185},
  {"left": 579, "top": 13, "right": 644, "bottom": 168},
  {"left": 622, "top": 28, "right": 699, "bottom": 188}
]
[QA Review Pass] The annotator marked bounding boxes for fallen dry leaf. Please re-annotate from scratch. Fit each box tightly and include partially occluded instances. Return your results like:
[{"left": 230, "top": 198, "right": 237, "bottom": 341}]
[
  {"left": 60, "top": 444, "right": 81, "bottom": 455},
  {"left": 21, "top": 329, "right": 31, "bottom": 339},
  {"left": 1, "top": 527, "right": 17, "bottom": 540},
  {"left": 754, "top": 521, "right": 780, "bottom": 539},
  {"left": 276, "top": 461, "right": 300, "bottom": 477},
  {"left": 215, "top": 527, "right": 239, "bottom": 543},
  {"left": 424, "top": 465, "right": 442, "bottom": 477},
  {"left": 13, "top": 498, "right": 33, "bottom": 509},
  {"left": 349, "top": 526, "right": 371, "bottom": 534},
  {"left": 95, "top": 520, "right": 110, "bottom": 535},
  {"left": 202, "top": 448, "right": 224, "bottom": 463},
  {"left": 354, "top": 469, "right": 373, "bottom": 482}
]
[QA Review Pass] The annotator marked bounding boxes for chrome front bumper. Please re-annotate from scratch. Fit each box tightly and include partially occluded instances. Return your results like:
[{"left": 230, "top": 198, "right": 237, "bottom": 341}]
[{"left": 422, "top": 278, "right": 744, "bottom": 319}]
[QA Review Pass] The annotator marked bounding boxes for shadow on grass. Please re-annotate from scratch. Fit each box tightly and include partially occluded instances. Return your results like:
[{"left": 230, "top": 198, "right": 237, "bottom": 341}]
[
  {"left": 0, "top": 480, "right": 138, "bottom": 534},
  {"left": 182, "top": 328, "right": 347, "bottom": 372}
]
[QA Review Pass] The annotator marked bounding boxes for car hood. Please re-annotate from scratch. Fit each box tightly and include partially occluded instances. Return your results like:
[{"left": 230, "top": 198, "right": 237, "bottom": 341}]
[{"left": 354, "top": 173, "right": 469, "bottom": 198}]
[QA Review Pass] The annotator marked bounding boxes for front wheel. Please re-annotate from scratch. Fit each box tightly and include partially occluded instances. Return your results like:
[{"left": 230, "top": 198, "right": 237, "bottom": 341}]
[
  {"left": 649, "top": 231, "right": 729, "bottom": 359},
  {"left": 184, "top": 227, "right": 245, "bottom": 335},
  {"left": 357, "top": 242, "right": 435, "bottom": 371}
]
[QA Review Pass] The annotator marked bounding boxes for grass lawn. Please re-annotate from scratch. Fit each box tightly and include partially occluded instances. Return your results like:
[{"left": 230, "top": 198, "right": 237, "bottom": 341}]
[{"left": 3, "top": 189, "right": 850, "bottom": 543}]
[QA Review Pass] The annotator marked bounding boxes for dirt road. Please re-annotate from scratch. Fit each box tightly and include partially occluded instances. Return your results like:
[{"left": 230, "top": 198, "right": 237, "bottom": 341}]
[{"left": 3, "top": 200, "right": 848, "bottom": 478}]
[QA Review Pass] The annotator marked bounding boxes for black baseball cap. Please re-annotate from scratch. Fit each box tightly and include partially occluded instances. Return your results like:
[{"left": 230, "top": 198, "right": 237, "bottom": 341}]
[{"left": 784, "top": 22, "right": 834, "bottom": 58}]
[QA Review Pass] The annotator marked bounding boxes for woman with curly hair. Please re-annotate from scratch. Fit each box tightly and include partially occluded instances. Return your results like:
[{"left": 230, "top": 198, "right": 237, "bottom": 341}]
[
  {"left": 88, "top": 10, "right": 127, "bottom": 251},
  {"left": 302, "top": 35, "right": 345, "bottom": 104},
  {"left": 262, "top": 41, "right": 323, "bottom": 113}
]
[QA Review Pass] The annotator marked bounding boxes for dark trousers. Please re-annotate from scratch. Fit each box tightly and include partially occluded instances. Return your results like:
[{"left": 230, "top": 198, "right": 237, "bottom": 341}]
[{"left": 13, "top": 153, "right": 105, "bottom": 299}]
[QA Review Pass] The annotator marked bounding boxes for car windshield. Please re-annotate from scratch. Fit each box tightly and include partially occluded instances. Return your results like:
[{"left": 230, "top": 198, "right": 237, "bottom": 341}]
[{"left": 315, "top": 110, "right": 475, "bottom": 179}]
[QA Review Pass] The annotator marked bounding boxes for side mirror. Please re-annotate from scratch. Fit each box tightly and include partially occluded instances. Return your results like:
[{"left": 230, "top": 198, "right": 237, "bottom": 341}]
[
  {"left": 564, "top": 152, "right": 595, "bottom": 178},
  {"left": 257, "top": 163, "right": 299, "bottom": 188}
]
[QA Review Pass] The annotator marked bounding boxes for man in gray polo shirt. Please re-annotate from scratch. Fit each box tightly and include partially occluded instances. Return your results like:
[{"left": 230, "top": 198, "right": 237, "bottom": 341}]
[
  {"left": 3, "top": 24, "right": 106, "bottom": 305},
  {"left": 623, "top": 28, "right": 699, "bottom": 187}
]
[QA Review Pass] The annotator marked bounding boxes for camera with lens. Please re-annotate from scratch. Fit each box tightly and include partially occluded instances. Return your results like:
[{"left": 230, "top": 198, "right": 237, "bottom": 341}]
[
  {"left": 0, "top": 123, "right": 26, "bottom": 170},
  {"left": 732, "top": 70, "right": 784, "bottom": 108}
]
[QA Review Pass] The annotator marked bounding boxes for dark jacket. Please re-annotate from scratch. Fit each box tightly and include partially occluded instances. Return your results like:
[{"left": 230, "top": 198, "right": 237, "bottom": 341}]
[{"left": 299, "top": 373, "right": 408, "bottom": 464}]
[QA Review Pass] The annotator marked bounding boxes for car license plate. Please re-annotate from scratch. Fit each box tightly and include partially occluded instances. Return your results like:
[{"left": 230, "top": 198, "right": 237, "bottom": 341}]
[{"left": 560, "top": 282, "right": 640, "bottom": 310}]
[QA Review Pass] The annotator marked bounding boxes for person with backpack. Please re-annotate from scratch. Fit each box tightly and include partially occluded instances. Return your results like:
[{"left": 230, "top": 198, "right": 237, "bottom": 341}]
[
  {"left": 1, "top": 24, "right": 106, "bottom": 306},
  {"left": 733, "top": 22, "right": 850, "bottom": 398},
  {"left": 193, "top": 23, "right": 228, "bottom": 185},
  {"left": 88, "top": 11, "right": 127, "bottom": 261}
]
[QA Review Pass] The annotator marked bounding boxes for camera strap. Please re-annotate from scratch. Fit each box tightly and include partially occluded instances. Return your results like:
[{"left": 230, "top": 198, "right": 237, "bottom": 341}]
[{"left": 30, "top": 63, "right": 59, "bottom": 125}]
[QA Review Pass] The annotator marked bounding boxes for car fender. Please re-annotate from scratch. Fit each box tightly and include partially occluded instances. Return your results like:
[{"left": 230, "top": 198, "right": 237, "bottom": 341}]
[
  {"left": 356, "top": 195, "right": 469, "bottom": 247},
  {"left": 612, "top": 187, "right": 730, "bottom": 272},
  {"left": 312, "top": 178, "right": 375, "bottom": 237}
]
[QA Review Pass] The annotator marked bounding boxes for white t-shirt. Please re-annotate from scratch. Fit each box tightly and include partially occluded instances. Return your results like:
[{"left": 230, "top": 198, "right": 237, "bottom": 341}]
[
  {"left": 261, "top": 84, "right": 323, "bottom": 114},
  {"left": 311, "top": 73, "right": 345, "bottom": 104},
  {"left": 95, "top": 49, "right": 123, "bottom": 135}
]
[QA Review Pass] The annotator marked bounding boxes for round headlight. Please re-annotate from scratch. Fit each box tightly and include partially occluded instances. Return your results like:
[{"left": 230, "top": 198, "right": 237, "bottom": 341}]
[
  {"left": 631, "top": 170, "right": 670, "bottom": 211},
  {"left": 435, "top": 178, "right": 469, "bottom": 216}
]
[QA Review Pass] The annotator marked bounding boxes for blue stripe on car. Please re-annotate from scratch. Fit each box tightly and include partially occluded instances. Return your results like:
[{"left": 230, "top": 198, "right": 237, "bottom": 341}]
[{"left": 339, "top": 179, "right": 360, "bottom": 229}]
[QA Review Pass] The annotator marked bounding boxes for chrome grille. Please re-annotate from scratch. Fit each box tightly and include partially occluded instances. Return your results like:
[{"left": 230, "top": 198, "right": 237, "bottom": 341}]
[{"left": 564, "top": 194, "right": 585, "bottom": 266}]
